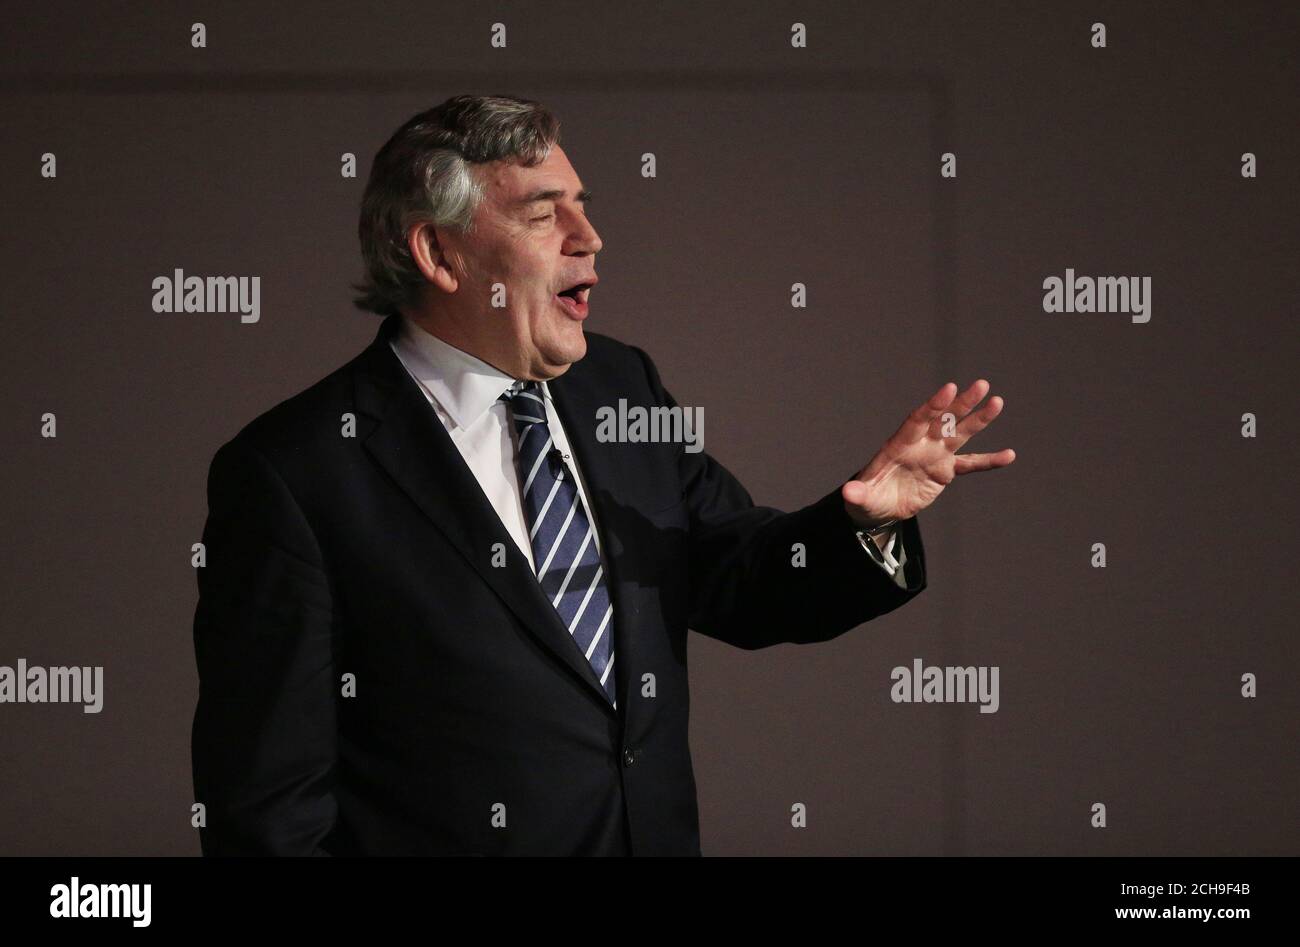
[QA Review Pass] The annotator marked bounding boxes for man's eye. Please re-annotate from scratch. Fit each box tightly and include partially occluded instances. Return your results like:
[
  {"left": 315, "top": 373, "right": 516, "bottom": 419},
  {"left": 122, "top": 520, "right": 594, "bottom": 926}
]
[{"left": 531, "top": 213, "right": 554, "bottom": 222}]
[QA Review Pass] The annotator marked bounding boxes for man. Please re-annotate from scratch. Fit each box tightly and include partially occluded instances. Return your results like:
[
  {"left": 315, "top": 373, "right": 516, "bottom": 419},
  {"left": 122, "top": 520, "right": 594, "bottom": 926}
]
[{"left": 190, "top": 94, "right": 1015, "bottom": 856}]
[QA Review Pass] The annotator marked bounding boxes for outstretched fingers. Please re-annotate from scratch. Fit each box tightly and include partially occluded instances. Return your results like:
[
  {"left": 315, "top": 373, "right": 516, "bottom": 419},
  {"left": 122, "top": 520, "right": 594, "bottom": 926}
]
[
  {"left": 894, "top": 382, "right": 958, "bottom": 445},
  {"left": 945, "top": 379, "right": 991, "bottom": 430},
  {"left": 953, "top": 448, "right": 1017, "bottom": 475},
  {"left": 952, "top": 392, "right": 1006, "bottom": 448}
]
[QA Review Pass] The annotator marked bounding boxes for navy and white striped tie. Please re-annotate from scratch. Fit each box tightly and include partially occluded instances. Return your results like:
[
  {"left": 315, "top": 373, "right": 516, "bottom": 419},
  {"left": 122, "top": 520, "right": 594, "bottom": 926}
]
[{"left": 499, "top": 381, "right": 616, "bottom": 707}]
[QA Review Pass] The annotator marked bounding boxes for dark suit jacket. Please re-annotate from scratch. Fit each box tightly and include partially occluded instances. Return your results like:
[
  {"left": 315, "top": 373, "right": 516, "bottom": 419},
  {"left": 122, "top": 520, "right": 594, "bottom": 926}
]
[{"left": 191, "top": 314, "right": 927, "bottom": 856}]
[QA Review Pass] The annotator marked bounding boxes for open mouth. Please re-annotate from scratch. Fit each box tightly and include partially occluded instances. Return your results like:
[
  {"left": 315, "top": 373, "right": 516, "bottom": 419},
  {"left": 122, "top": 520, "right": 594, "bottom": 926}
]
[
  {"left": 555, "top": 280, "right": 594, "bottom": 318},
  {"left": 556, "top": 282, "right": 593, "bottom": 304}
]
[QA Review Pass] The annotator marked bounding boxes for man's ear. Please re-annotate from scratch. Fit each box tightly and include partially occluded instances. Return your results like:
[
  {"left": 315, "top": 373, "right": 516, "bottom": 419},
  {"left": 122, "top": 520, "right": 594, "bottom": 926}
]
[{"left": 407, "top": 223, "right": 459, "bottom": 294}]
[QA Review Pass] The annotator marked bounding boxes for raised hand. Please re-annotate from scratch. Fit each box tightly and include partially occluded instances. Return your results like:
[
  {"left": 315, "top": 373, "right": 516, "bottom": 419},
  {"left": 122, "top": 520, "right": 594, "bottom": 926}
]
[{"left": 842, "top": 380, "right": 1015, "bottom": 529}]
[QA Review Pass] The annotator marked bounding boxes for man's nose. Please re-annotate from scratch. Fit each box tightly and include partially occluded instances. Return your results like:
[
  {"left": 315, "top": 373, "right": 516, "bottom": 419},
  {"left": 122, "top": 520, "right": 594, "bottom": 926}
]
[{"left": 567, "top": 213, "right": 602, "bottom": 255}]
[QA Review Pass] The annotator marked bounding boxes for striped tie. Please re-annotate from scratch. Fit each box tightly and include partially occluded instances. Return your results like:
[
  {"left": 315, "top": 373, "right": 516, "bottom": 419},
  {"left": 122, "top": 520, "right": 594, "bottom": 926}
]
[{"left": 499, "top": 381, "right": 616, "bottom": 707}]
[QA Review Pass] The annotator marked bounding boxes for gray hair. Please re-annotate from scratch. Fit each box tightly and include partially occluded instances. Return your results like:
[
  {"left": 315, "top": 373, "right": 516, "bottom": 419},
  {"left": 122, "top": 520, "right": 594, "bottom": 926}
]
[{"left": 352, "top": 94, "right": 562, "bottom": 317}]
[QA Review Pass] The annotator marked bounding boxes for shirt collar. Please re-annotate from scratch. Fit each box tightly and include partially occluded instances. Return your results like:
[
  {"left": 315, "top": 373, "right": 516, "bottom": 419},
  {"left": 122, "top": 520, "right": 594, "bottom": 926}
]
[{"left": 392, "top": 315, "right": 550, "bottom": 430}]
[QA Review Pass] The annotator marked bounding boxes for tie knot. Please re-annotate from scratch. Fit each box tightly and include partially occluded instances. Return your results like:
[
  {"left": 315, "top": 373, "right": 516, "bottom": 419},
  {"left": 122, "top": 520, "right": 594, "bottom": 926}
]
[{"left": 499, "top": 379, "right": 542, "bottom": 403}]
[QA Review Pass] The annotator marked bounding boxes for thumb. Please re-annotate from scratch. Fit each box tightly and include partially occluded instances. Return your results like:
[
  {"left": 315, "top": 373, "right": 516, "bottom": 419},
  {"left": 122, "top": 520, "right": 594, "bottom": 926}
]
[{"left": 841, "top": 479, "right": 869, "bottom": 507}]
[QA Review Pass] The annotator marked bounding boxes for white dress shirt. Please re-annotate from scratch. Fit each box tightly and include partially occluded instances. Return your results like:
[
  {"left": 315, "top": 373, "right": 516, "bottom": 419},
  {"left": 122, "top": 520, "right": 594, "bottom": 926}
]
[{"left": 387, "top": 316, "right": 908, "bottom": 584}]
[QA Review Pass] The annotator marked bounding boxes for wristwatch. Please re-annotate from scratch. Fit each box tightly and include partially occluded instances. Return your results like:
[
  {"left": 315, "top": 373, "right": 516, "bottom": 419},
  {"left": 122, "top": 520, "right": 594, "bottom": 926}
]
[
  {"left": 855, "top": 519, "right": 901, "bottom": 575},
  {"left": 858, "top": 518, "right": 899, "bottom": 537}
]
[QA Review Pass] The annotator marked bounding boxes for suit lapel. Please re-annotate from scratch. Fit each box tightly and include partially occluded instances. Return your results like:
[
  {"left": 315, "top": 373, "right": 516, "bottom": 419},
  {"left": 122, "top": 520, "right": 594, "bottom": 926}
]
[{"left": 351, "top": 316, "right": 617, "bottom": 714}]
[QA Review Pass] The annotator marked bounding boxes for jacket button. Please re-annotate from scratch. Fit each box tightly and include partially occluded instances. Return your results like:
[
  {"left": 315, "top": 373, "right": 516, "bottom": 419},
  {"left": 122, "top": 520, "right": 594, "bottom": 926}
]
[{"left": 622, "top": 747, "right": 636, "bottom": 767}]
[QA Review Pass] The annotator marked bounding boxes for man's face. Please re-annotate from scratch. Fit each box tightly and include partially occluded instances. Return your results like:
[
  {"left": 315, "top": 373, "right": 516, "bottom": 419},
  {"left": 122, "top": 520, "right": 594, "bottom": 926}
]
[{"left": 437, "top": 144, "right": 603, "bottom": 380}]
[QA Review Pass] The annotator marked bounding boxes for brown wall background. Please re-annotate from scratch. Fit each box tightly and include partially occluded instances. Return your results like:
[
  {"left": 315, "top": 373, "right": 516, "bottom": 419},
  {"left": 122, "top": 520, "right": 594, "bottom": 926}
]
[{"left": 1, "top": 0, "right": 1296, "bottom": 855}]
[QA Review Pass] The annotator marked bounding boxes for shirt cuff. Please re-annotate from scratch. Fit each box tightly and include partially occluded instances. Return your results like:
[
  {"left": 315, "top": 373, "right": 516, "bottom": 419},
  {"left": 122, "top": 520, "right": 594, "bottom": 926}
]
[{"left": 855, "top": 524, "right": 904, "bottom": 577}]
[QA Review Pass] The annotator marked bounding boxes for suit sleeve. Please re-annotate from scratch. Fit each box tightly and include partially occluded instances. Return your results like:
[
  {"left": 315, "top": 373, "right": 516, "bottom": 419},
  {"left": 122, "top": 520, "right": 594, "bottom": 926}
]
[
  {"left": 191, "top": 435, "right": 339, "bottom": 855},
  {"left": 630, "top": 346, "right": 927, "bottom": 651}
]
